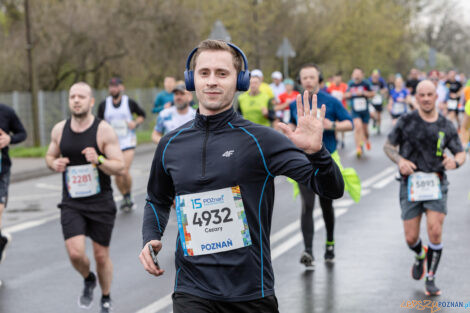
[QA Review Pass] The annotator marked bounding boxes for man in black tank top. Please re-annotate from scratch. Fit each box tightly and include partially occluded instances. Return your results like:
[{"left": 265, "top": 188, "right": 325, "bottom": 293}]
[{"left": 46, "top": 82, "right": 124, "bottom": 313}]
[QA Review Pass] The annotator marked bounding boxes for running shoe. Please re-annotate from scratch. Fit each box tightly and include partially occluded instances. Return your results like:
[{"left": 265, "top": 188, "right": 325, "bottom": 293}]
[
  {"left": 324, "top": 244, "right": 335, "bottom": 263},
  {"left": 411, "top": 246, "right": 427, "bottom": 280},
  {"left": 100, "top": 298, "right": 112, "bottom": 313},
  {"left": 424, "top": 276, "right": 441, "bottom": 296},
  {"left": 356, "top": 147, "right": 362, "bottom": 158},
  {"left": 120, "top": 197, "right": 134, "bottom": 212},
  {"left": 300, "top": 251, "right": 314, "bottom": 269},
  {"left": 78, "top": 274, "right": 97, "bottom": 309},
  {"left": 0, "top": 233, "right": 11, "bottom": 264},
  {"left": 365, "top": 140, "right": 371, "bottom": 151}
]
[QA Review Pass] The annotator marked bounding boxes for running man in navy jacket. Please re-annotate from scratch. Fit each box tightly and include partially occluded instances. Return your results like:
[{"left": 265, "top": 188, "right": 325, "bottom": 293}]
[{"left": 139, "top": 39, "right": 344, "bottom": 313}]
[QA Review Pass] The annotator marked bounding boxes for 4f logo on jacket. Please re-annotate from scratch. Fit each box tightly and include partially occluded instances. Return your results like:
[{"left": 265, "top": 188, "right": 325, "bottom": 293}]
[{"left": 222, "top": 150, "right": 234, "bottom": 158}]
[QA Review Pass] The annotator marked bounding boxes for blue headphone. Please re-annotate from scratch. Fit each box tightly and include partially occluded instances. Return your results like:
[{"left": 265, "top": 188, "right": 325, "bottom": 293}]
[{"left": 184, "top": 42, "right": 251, "bottom": 92}]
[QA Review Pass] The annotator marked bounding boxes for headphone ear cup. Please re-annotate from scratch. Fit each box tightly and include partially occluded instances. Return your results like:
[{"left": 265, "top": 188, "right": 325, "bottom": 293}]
[
  {"left": 184, "top": 69, "right": 195, "bottom": 91},
  {"left": 237, "top": 70, "right": 251, "bottom": 91}
]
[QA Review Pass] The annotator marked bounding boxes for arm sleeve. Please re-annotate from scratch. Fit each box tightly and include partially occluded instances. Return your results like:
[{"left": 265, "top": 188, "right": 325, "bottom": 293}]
[
  {"left": 142, "top": 137, "right": 175, "bottom": 245},
  {"left": 97, "top": 101, "right": 105, "bottom": 119},
  {"left": 129, "top": 99, "right": 147, "bottom": 118},
  {"left": 8, "top": 108, "right": 27, "bottom": 144},
  {"left": 261, "top": 129, "right": 344, "bottom": 199}
]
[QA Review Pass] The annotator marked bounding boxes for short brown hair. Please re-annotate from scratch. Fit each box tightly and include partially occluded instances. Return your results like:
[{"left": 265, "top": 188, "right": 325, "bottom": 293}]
[{"left": 192, "top": 39, "right": 243, "bottom": 74}]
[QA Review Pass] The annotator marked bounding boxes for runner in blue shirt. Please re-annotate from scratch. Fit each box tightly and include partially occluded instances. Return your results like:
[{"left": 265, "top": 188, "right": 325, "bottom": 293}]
[
  {"left": 289, "top": 63, "right": 353, "bottom": 267},
  {"left": 345, "top": 68, "right": 373, "bottom": 158}
]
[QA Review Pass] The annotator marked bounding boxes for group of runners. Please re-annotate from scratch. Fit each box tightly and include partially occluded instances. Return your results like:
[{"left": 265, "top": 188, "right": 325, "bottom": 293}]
[{"left": 0, "top": 39, "right": 469, "bottom": 312}]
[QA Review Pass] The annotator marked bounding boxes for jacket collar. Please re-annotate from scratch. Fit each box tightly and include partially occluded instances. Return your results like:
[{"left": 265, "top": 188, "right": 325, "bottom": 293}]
[{"left": 194, "top": 106, "right": 237, "bottom": 130}]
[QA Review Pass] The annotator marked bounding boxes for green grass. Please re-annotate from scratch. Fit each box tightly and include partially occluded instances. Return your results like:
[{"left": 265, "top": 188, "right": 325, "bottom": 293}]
[
  {"left": 9, "top": 146, "right": 48, "bottom": 158},
  {"left": 9, "top": 130, "right": 154, "bottom": 158},
  {"left": 136, "top": 129, "right": 153, "bottom": 144}
]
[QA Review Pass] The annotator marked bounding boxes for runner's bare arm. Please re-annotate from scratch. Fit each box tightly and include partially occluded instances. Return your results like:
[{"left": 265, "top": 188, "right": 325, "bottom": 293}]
[
  {"left": 384, "top": 139, "right": 416, "bottom": 175},
  {"left": 45, "top": 121, "right": 69, "bottom": 172},
  {"left": 443, "top": 151, "right": 466, "bottom": 170},
  {"left": 383, "top": 140, "right": 402, "bottom": 164},
  {"left": 151, "top": 129, "right": 163, "bottom": 145},
  {"left": 96, "top": 122, "right": 125, "bottom": 176}
]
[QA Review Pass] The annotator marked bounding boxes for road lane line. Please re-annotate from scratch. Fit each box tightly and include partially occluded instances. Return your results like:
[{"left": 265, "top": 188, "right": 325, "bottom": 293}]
[
  {"left": 4, "top": 187, "right": 148, "bottom": 234},
  {"left": 372, "top": 174, "right": 396, "bottom": 189},
  {"left": 270, "top": 211, "right": 321, "bottom": 246},
  {"left": 135, "top": 294, "right": 172, "bottom": 313},
  {"left": 271, "top": 208, "right": 347, "bottom": 260},
  {"left": 35, "top": 183, "right": 62, "bottom": 191},
  {"left": 3, "top": 213, "right": 59, "bottom": 234},
  {"left": 361, "top": 166, "right": 395, "bottom": 188},
  {"left": 137, "top": 209, "right": 345, "bottom": 313}
]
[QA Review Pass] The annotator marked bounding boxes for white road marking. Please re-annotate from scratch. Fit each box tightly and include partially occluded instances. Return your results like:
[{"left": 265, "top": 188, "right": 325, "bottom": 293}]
[
  {"left": 3, "top": 213, "right": 59, "bottom": 234},
  {"left": 35, "top": 183, "right": 62, "bottom": 191},
  {"left": 140, "top": 208, "right": 348, "bottom": 313},
  {"left": 271, "top": 208, "right": 347, "bottom": 260},
  {"left": 373, "top": 174, "right": 397, "bottom": 189},
  {"left": 361, "top": 166, "right": 395, "bottom": 188},
  {"left": 134, "top": 294, "right": 172, "bottom": 313},
  {"left": 335, "top": 198, "right": 355, "bottom": 207},
  {"left": 270, "top": 210, "right": 321, "bottom": 246}
]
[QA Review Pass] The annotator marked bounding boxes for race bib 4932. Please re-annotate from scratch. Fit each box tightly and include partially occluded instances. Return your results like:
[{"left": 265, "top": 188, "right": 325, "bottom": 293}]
[{"left": 175, "top": 186, "right": 252, "bottom": 256}]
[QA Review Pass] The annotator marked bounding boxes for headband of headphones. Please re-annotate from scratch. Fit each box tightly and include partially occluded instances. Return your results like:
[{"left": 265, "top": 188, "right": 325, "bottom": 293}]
[{"left": 184, "top": 41, "right": 251, "bottom": 91}]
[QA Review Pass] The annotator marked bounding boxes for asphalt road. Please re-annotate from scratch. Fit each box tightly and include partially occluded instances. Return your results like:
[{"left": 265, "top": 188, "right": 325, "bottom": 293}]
[{"left": 1, "top": 117, "right": 470, "bottom": 313}]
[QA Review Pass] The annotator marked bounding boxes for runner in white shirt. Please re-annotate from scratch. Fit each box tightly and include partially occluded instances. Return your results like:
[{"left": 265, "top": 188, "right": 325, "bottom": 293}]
[
  {"left": 269, "top": 71, "right": 286, "bottom": 100},
  {"left": 152, "top": 83, "right": 196, "bottom": 144},
  {"left": 97, "top": 77, "right": 146, "bottom": 211}
]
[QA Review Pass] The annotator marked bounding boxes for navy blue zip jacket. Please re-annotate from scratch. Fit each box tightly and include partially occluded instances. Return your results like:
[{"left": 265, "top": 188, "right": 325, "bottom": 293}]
[{"left": 142, "top": 107, "right": 344, "bottom": 302}]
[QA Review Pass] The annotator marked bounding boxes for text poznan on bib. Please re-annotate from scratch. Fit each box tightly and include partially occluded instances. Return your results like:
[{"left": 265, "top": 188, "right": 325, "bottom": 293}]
[
  {"left": 407, "top": 172, "right": 442, "bottom": 202},
  {"left": 175, "top": 186, "right": 252, "bottom": 256},
  {"left": 66, "top": 164, "right": 101, "bottom": 198}
]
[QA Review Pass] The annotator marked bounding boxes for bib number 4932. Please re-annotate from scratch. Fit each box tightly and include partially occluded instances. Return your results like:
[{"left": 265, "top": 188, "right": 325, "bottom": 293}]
[
  {"left": 176, "top": 186, "right": 252, "bottom": 256},
  {"left": 192, "top": 208, "right": 233, "bottom": 226}
]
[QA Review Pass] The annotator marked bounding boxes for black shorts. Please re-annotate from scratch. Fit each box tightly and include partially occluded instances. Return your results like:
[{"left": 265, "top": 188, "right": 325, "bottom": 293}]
[
  {"left": 0, "top": 169, "right": 10, "bottom": 205},
  {"left": 172, "top": 293, "right": 279, "bottom": 313},
  {"left": 59, "top": 199, "right": 116, "bottom": 247},
  {"left": 372, "top": 104, "right": 383, "bottom": 112}
]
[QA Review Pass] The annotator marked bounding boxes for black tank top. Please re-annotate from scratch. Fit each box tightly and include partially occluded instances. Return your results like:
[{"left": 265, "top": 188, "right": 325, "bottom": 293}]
[{"left": 59, "top": 117, "right": 113, "bottom": 204}]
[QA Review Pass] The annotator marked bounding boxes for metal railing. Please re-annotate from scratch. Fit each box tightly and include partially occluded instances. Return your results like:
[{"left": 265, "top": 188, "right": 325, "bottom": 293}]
[{"left": 0, "top": 88, "right": 162, "bottom": 146}]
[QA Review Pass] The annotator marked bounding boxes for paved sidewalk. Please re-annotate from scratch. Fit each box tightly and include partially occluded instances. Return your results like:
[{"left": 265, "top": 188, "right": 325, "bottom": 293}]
[{"left": 10, "top": 143, "right": 156, "bottom": 183}]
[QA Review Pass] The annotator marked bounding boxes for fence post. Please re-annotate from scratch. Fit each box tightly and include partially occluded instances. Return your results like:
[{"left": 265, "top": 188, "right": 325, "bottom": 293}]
[
  {"left": 38, "top": 90, "right": 46, "bottom": 147},
  {"left": 12, "top": 91, "right": 19, "bottom": 112},
  {"left": 61, "top": 90, "right": 68, "bottom": 119}
]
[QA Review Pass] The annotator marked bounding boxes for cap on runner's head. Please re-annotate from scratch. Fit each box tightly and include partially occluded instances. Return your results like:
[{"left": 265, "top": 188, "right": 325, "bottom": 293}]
[
  {"left": 271, "top": 71, "right": 283, "bottom": 80},
  {"left": 428, "top": 70, "right": 439, "bottom": 77},
  {"left": 109, "top": 77, "right": 123, "bottom": 86},
  {"left": 172, "top": 83, "right": 187, "bottom": 93},
  {"left": 283, "top": 78, "right": 294, "bottom": 86},
  {"left": 372, "top": 69, "right": 380, "bottom": 75},
  {"left": 251, "top": 69, "right": 263, "bottom": 78}
]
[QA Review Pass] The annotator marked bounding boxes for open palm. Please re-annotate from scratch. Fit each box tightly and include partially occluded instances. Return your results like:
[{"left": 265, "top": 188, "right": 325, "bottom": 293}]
[{"left": 278, "top": 91, "right": 325, "bottom": 154}]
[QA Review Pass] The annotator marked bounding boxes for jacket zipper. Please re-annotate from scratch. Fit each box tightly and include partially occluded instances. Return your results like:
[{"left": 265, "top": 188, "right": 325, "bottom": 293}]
[{"left": 201, "top": 120, "right": 209, "bottom": 177}]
